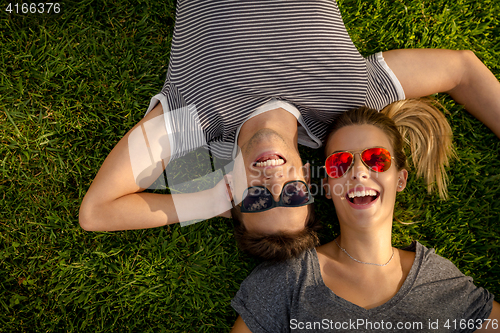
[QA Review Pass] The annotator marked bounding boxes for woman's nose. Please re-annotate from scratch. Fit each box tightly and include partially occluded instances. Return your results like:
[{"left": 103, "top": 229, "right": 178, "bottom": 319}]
[{"left": 350, "top": 154, "right": 369, "bottom": 180}]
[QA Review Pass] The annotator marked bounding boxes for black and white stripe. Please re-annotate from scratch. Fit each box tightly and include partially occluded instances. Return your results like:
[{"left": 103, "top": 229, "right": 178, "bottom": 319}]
[
  {"left": 365, "top": 53, "right": 404, "bottom": 111},
  {"left": 154, "top": 0, "right": 403, "bottom": 160}
]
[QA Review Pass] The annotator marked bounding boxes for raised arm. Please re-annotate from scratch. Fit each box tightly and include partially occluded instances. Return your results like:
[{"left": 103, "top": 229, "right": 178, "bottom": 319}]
[
  {"left": 79, "top": 103, "right": 231, "bottom": 231},
  {"left": 383, "top": 49, "right": 500, "bottom": 138}
]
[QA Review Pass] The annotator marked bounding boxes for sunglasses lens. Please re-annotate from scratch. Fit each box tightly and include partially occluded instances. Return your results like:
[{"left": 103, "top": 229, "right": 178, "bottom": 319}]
[
  {"left": 282, "top": 181, "right": 310, "bottom": 206},
  {"left": 325, "top": 152, "right": 353, "bottom": 178},
  {"left": 242, "top": 187, "right": 273, "bottom": 212},
  {"left": 361, "top": 148, "right": 392, "bottom": 172}
]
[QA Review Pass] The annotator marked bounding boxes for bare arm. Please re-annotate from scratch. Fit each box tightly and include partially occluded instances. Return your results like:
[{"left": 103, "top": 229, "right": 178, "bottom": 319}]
[
  {"left": 476, "top": 300, "right": 500, "bottom": 332},
  {"left": 230, "top": 316, "right": 252, "bottom": 333},
  {"left": 383, "top": 49, "right": 500, "bottom": 138},
  {"left": 79, "top": 103, "right": 231, "bottom": 231}
]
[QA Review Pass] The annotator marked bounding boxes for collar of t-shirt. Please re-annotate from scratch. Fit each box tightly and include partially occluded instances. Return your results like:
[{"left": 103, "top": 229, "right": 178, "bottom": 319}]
[{"left": 231, "top": 98, "right": 322, "bottom": 160}]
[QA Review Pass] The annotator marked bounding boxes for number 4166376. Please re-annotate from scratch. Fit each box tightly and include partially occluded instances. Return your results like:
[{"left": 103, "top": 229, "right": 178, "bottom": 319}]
[{"left": 6, "top": 3, "right": 61, "bottom": 14}]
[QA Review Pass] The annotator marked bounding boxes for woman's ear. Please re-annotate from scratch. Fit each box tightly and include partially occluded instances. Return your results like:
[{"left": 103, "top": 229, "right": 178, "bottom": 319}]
[
  {"left": 322, "top": 177, "right": 331, "bottom": 199},
  {"left": 397, "top": 169, "right": 408, "bottom": 192}
]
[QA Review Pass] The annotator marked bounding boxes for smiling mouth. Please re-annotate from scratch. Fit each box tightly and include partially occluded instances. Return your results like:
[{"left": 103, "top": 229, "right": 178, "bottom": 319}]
[
  {"left": 346, "top": 189, "right": 380, "bottom": 205},
  {"left": 253, "top": 154, "right": 286, "bottom": 167}
]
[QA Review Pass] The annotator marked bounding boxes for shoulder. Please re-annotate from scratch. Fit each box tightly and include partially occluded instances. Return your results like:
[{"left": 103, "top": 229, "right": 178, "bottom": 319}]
[
  {"left": 411, "top": 241, "right": 466, "bottom": 281},
  {"left": 410, "top": 241, "right": 493, "bottom": 307},
  {"left": 236, "top": 248, "right": 317, "bottom": 297},
  {"left": 409, "top": 242, "right": 495, "bottom": 322},
  {"left": 231, "top": 249, "right": 319, "bottom": 332}
]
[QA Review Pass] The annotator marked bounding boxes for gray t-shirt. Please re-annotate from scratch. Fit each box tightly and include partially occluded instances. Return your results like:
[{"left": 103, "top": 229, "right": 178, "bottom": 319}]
[{"left": 232, "top": 242, "right": 494, "bottom": 333}]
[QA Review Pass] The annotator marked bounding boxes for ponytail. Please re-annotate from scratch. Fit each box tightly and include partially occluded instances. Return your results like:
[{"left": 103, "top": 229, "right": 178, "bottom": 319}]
[
  {"left": 381, "top": 98, "right": 455, "bottom": 200},
  {"left": 324, "top": 98, "right": 455, "bottom": 200}
]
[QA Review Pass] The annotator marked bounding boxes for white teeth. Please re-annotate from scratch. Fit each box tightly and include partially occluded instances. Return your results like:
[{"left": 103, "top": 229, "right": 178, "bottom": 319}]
[
  {"left": 348, "top": 189, "right": 378, "bottom": 198},
  {"left": 255, "top": 159, "right": 284, "bottom": 167}
]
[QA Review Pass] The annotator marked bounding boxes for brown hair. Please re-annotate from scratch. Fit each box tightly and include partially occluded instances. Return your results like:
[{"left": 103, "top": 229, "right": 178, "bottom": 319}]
[
  {"left": 231, "top": 204, "right": 321, "bottom": 261},
  {"left": 325, "top": 98, "right": 454, "bottom": 199}
]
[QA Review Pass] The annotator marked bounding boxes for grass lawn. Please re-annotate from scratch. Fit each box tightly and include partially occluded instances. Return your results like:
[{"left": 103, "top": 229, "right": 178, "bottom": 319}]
[{"left": 1, "top": 0, "right": 499, "bottom": 331}]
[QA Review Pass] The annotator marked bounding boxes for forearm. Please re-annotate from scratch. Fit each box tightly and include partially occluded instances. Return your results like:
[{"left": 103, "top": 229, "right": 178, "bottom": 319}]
[
  {"left": 80, "top": 188, "right": 228, "bottom": 231},
  {"left": 80, "top": 192, "right": 177, "bottom": 231},
  {"left": 446, "top": 51, "right": 500, "bottom": 138}
]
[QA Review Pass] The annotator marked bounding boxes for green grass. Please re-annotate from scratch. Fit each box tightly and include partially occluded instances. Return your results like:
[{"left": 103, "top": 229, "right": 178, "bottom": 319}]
[{"left": 1, "top": 0, "right": 499, "bottom": 331}]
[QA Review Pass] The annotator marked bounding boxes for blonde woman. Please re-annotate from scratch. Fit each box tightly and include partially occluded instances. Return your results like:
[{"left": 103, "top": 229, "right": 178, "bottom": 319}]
[{"left": 231, "top": 101, "right": 499, "bottom": 332}]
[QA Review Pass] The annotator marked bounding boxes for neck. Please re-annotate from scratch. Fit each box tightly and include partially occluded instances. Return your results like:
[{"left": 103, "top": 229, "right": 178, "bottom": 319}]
[
  {"left": 334, "top": 221, "right": 394, "bottom": 266},
  {"left": 237, "top": 108, "right": 299, "bottom": 148}
]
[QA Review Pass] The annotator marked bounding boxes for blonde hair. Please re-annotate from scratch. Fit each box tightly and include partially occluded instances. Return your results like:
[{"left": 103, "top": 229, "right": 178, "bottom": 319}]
[
  {"left": 324, "top": 98, "right": 455, "bottom": 200},
  {"left": 382, "top": 98, "right": 455, "bottom": 199}
]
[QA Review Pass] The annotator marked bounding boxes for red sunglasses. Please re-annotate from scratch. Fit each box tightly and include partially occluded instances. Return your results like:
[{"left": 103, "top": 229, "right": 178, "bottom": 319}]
[{"left": 325, "top": 147, "right": 394, "bottom": 178}]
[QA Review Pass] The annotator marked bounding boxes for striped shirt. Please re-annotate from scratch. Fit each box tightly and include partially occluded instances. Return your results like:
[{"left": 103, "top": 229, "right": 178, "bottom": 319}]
[{"left": 146, "top": 0, "right": 404, "bottom": 162}]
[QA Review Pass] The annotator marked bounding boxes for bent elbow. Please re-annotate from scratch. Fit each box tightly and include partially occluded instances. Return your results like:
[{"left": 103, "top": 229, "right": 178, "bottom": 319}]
[
  {"left": 460, "top": 49, "right": 477, "bottom": 59},
  {"left": 459, "top": 50, "right": 480, "bottom": 69},
  {"left": 79, "top": 199, "right": 102, "bottom": 231},
  {"left": 445, "top": 50, "right": 480, "bottom": 94},
  {"left": 457, "top": 49, "right": 480, "bottom": 82}
]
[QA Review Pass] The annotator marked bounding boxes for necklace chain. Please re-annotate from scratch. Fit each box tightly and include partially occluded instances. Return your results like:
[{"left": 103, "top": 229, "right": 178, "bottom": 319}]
[{"left": 334, "top": 238, "right": 394, "bottom": 267}]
